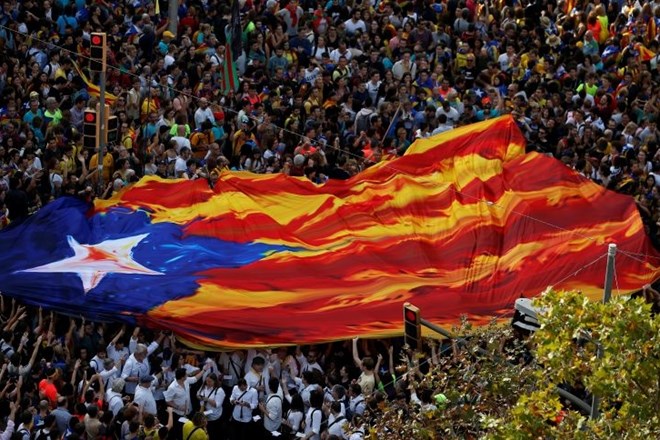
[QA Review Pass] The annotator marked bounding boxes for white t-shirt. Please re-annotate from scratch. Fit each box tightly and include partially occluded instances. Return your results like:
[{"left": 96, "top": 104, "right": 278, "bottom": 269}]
[
  {"left": 285, "top": 409, "right": 304, "bottom": 434},
  {"left": 198, "top": 385, "right": 225, "bottom": 421},
  {"left": 263, "top": 393, "right": 283, "bottom": 432},
  {"left": 343, "top": 19, "right": 366, "bottom": 35},
  {"left": 304, "top": 408, "right": 323, "bottom": 440},
  {"left": 163, "top": 377, "right": 198, "bottom": 416},
  {"left": 135, "top": 384, "right": 157, "bottom": 415},
  {"left": 327, "top": 413, "right": 348, "bottom": 439}
]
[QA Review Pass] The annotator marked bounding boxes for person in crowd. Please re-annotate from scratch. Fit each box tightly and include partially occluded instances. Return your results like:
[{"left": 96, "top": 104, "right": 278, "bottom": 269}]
[{"left": 0, "top": 0, "right": 658, "bottom": 438}]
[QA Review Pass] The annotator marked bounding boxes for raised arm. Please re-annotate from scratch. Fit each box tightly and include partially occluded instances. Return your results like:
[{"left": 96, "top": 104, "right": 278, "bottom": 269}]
[
  {"left": 352, "top": 337, "right": 362, "bottom": 368},
  {"left": 129, "top": 327, "right": 140, "bottom": 353},
  {"left": 25, "top": 335, "right": 44, "bottom": 372},
  {"left": 109, "top": 326, "right": 126, "bottom": 348},
  {"left": 65, "top": 318, "right": 76, "bottom": 349},
  {"left": 71, "top": 359, "right": 81, "bottom": 389},
  {"left": 388, "top": 345, "right": 395, "bottom": 376},
  {"left": 165, "top": 406, "right": 174, "bottom": 430},
  {"left": 34, "top": 307, "right": 44, "bottom": 335},
  {"left": 77, "top": 318, "right": 86, "bottom": 340}
]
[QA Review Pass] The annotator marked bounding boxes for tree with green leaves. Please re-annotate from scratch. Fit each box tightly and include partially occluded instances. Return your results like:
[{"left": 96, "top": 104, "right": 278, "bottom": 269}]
[{"left": 368, "top": 288, "right": 660, "bottom": 439}]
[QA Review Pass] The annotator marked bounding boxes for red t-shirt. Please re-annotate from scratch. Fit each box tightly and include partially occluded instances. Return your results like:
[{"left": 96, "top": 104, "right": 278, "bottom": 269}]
[{"left": 39, "top": 379, "right": 58, "bottom": 408}]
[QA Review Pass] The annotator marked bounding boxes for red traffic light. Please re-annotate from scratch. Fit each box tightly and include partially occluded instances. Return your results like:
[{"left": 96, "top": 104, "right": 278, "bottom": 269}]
[
  {"left": 405, "top": 309, "right": 417, "bottom": 322},
  {"left": 91, "top": 35, "right": 102, "bottom": 45},
  {"left": 84, "top": 113, "right": 96, "bottom": 123}
]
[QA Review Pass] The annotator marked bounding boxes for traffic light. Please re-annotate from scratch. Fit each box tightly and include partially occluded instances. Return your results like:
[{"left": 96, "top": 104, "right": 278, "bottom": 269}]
[
  {"left": 93, "top": 103, "right": 117, "bottom": 146},
  {"left": 403, "top": 302, "right": 422, "bottom": 350},
  {"left": 90, "top": 32, "right": 107, "bottom": 72},
  {"left": 83, "top": 109, "right": 99, "bottom": 150},
  {"left": 107, "top": 115, "right": 118, "bottom": 144}
]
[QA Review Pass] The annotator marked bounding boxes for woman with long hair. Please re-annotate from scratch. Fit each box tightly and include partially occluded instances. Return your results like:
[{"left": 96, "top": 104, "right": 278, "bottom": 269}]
[{"left": 197, "top": 372, "right": 225, "bottom": 439}]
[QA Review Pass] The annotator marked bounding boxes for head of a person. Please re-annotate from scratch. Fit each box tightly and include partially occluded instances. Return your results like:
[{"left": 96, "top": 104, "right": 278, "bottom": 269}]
[
  {"left": 332, "top": 384, "right": 346, "bottom": 401},
  {"left": 134, "top": 344, "right": 148, "bottom": 362},
  {"left": 237, "top": 378, "right": 248, "bottom": 392},
  {"left": 205, "top": 373, "right": 219, "bottom": 389},
  {"left": 310, "top": 389, "right": 324, "bottom": 409},
  {"left": 251, "top": 356, "right": 265, "bottom": 373},
  {"left": 112, "top": 378, "right": 125, "bottom": 394},
  {"left": 175, "top": 368, "right": 187, "bottom": 382},
  {"left": 268, "top": 377, "right": 280, "bottom": 394}
]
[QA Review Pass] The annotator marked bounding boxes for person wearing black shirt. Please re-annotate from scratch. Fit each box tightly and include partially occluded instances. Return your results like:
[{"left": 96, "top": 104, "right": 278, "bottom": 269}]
[{"left": 4, "top": 172, "right": 38, "bottom": 224}]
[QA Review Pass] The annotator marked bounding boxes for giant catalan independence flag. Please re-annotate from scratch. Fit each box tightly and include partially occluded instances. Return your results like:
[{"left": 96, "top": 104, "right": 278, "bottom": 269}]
[{"left": 0, "top": 116, "right": 659, "bottom": 348}]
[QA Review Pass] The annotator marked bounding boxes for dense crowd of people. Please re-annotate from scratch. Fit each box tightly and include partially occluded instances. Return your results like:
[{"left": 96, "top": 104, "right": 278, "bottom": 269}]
[
  {"left": 0, "top": 0, "right": 660, "bottom": 437},
  {"left": 0, "top": 0, "right": 660, "bottom": 238},
  {"left": 0, "top": 298, "right": 448, "bottom": 440}
]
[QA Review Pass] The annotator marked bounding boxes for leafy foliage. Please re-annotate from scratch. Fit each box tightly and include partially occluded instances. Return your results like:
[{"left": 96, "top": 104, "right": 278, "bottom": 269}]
[{"left": 369, "top": 290, "right": 660, "bottom": 439}]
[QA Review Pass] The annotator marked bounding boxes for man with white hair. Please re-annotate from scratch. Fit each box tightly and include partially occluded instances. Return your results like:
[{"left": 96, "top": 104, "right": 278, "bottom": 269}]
[
  {"left": 122, "top": 329, "right": 163, "bottom": 395},
  {"left": 106, "top": 378, "right": 126, "bottom": 417}
]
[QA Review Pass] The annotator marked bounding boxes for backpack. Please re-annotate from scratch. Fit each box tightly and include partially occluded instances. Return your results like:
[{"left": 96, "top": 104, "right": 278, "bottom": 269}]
[
  {"left": 346, "top": 396, "right": 364, "bottom": 422},
  {"left": 34, "top": 428, "right": 52, "bottom": 440},
  {"left": 355, "top": 112, "right": 372, "bottom": 134}
]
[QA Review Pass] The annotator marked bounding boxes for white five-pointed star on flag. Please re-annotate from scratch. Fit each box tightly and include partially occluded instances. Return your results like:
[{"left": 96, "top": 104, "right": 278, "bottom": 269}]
[{"left": 20, "top": 234, "right": 163, "bottom": 293}]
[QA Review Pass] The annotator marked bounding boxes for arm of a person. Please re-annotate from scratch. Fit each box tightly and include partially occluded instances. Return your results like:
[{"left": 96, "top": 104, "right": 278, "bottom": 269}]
[
  {"left": 430, "top": 341, "right": 439, "bottom": 366},
  {"left": 164, "top": 389, "right": 178, "bottom": 410},
  {"left": 7, "top": 309, "right": 26, "bottom": 332},
  {"left": 121, "top": 359, "right": 137, "bottom": 382},
  {"left": 189, "top": 367, "right": 204, "bottom": 383},
  {"left": 374, "top": 353, "right": 383, "bottom": 386},
  {"left": 97, "top": 374, "right": 105, "bottom": 401},
  {"left": 0, "top": 402, "right": 17, "bottom": 440},
  {"left": 108, "top": 326, "right": 125, "bottom": 349},
  {"left": 249, "top": 390, "right": 259, "bottom": 410},
  {"left": 146, "top": 339, "right": 160, "bottom": 356},
  {"left": 77, "top": 318, "right": 86, "bottom": 340},
  {"left": 0, "top": 382, "right": 11, "bottom": 400},
  {"left": 71, "top": 359, "right": 81, "bottom": 386},
  {"left": 24, "top": 335, "right": 44, "bottom": 372},
  {"left": 65, "top": 318, "right": 75, "bottom": 349},
  {"left": 129, "top": 327, "right": 139, "bottom": 354},
  {"left": 283, "top": 383, "right": 292, "bottom": 404},
  {"left": 208, "top": 388, "right": 224, "bottom": 408},
  {"left": 295, "top": 347, "right": 308, "bottom": 373},
  {"left": 34, "top": 307, "right": 43, "bottom": 335},
  {"left": 352, "top": 338, "right": 362, "bottom": 368},
  {"left": 410, "top": 389, "right": 422, "bottom": 406},
  {"left": 165, "top": 406, "right": 174, "bottom": 429},
  {"left": 99, "top": 366, "right": 117, "bottom": 383}
]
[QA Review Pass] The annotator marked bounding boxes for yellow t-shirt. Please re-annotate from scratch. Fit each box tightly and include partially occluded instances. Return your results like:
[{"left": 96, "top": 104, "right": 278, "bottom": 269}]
[{"left": 182, "top": 421, "right": 208, "bottom": 440}]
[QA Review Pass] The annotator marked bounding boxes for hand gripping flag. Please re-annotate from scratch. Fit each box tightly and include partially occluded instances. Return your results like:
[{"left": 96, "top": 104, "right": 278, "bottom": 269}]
[{"left": 0, "top": 116, "right": 658, "bottom": 349}]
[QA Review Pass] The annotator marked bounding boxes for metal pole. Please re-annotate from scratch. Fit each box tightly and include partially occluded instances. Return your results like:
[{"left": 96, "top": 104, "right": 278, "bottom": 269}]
[
  {"left": 168, "top": 0, "right": 178, "bottom": 35},
  {"left": 602, "top": 243, "right": 617, "bottom": 303},
  {"left": 98, "top": 70, "right": 106, "bottom": 193},
  {"left": 590, "top": 243, "right": 617, "bottom": 419},
  {"left": 556, "top": 387, "right": 593, "bottom": 414},
  {"left": 382, "top": 103, "right": 401, "bottom": 144},
  {"left": 420, "top": 318, "right": 489, "bottom": 356}
]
